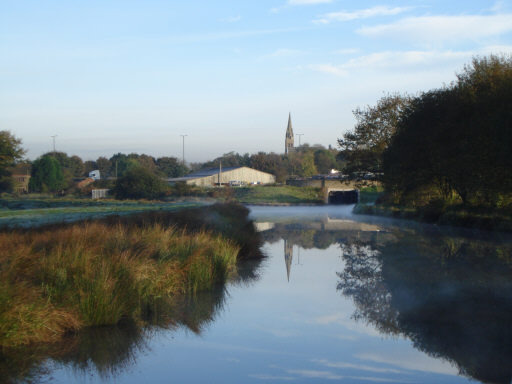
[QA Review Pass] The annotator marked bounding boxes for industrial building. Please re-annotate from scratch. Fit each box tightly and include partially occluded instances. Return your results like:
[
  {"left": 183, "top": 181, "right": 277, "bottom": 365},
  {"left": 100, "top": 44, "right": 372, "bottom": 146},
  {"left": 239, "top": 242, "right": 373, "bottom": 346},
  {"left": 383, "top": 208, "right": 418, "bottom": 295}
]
[{"left": 168, "top": 166, "right": 275, "bottom": 187}]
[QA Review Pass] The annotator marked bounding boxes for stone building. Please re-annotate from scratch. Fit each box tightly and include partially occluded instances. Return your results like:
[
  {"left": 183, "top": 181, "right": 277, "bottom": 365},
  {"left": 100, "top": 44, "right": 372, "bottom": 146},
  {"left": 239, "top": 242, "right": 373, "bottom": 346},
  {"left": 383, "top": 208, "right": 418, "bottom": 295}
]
[
  {"left": 285, "top": 112, "right": 294, "bottom": 154},
  {"left": 11, "top": 164, "right": 31, "bottom": 194},
  {"left": 168, "top": 166, "right": 275, "bottom": 187}
]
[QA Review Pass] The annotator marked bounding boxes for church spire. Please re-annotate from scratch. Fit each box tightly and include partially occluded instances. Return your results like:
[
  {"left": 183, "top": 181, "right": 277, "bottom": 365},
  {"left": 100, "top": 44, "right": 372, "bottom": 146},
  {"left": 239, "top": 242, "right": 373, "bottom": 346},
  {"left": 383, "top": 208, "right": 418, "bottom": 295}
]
[{"left": 285, "top": 112, "right": 294, "bottom": 154}]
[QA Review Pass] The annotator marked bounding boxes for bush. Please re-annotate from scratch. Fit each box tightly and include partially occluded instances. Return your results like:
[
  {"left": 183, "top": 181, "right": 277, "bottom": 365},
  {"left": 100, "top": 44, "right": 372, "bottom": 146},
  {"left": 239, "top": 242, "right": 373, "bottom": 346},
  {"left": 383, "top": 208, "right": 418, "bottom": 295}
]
[{"left": 113, "top": 167, "right": 168, "bottom": 200}]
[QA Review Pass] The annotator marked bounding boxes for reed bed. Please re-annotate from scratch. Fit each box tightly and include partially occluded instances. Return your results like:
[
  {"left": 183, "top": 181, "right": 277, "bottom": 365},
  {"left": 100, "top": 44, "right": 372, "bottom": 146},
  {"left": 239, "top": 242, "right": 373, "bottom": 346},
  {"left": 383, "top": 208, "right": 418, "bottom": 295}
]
[{"left": 0, "top": 219, "right": 240, "bottom": 348}]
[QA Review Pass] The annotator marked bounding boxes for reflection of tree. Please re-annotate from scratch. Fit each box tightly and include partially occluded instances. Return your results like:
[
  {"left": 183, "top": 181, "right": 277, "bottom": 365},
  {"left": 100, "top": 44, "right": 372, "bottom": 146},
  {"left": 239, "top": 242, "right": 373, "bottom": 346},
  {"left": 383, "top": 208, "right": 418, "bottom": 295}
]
[
  {"left": 337, "top": 232, "right": 512, "bottom": 384},
  {"left": 1, "top": 259, "right": 264, "bottom": 383},
  {"left": 337, "top": 243, "right": 400, "bottom": 335}
]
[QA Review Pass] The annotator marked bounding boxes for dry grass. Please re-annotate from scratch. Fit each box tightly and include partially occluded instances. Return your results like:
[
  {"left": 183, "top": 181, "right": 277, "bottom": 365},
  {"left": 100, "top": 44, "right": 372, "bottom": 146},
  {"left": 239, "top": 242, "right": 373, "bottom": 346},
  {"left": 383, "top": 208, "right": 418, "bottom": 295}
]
[{"left": 0, "top": 220, "right": 239, "bottom": 348}]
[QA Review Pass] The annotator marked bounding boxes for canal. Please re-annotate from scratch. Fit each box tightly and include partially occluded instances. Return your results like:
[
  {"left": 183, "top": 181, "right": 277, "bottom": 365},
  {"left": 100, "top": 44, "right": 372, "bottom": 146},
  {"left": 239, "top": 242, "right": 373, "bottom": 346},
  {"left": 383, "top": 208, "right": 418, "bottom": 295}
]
[{"left": 6, "top": 206, "right": 512, "bottom": 383}]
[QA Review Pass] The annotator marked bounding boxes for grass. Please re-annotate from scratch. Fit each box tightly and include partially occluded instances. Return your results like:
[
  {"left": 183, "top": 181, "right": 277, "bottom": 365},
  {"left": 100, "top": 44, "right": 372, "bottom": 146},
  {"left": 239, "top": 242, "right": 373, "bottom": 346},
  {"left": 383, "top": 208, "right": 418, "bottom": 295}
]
[
  {"left": 358, "top": 185, "right": 385, "bottom": 204},
  {"left": 0, "top": 199, "right": 203, "bottom": 229},
  {"left": 0, "top": 204, "right": 260, "bottom": 348},
  {"left": 229, "top": 185, "right": 323, "bottom": 204}
]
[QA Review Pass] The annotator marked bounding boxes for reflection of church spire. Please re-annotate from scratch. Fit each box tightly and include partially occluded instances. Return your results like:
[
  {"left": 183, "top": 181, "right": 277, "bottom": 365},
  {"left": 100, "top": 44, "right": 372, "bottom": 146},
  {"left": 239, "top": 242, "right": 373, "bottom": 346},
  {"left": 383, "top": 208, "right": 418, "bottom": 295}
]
[{"left": 284, "top": 239, "right": 293, "bottom": 282}]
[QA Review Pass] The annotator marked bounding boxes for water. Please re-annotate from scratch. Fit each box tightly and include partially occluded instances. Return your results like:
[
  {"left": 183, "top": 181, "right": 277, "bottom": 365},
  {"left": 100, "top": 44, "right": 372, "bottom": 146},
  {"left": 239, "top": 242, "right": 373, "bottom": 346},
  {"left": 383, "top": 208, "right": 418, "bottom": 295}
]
[{"left": 6, "top": 206, "right": 512, "bottom": 383}]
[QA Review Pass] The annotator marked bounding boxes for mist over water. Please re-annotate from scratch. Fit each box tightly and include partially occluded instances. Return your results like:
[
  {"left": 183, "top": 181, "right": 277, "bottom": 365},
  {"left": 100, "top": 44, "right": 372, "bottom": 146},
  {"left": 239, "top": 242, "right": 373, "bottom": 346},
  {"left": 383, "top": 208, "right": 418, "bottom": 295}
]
[{"left": 6, "top": 206, "right": 511, "bottom": 384}]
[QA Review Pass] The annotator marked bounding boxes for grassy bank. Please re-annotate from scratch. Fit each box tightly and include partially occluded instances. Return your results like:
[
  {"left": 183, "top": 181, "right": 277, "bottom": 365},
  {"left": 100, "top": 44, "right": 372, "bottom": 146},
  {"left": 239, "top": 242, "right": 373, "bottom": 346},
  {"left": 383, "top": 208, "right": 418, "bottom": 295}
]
[
  {"left": 0, "top": 196, "right": 205, "bottom": 229},
  {"left": 354, "top": 203, "right": 512, "bottom": 232},
  {"left": 0, "top": 204, "right": 260, "bottom": 348},
  {"left": 229, "top": 185, "right": 323, "bottom": 205}
]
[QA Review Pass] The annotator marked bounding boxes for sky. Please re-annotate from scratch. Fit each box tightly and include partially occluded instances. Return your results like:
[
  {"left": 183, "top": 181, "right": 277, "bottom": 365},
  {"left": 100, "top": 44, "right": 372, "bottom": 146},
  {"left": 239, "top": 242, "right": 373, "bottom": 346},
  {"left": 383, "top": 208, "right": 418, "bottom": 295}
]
[{"left": 1, "top": 0, "right": 512, "bottom": 162}]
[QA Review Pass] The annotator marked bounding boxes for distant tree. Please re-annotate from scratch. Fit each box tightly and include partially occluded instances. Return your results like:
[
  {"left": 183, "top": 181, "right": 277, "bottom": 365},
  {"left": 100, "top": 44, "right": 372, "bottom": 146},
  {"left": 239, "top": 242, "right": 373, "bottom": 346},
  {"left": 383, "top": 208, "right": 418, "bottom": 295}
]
[
  {"left": 314, "top": 149, "right": 338, "bottom": 174},
  {"left": 113, "top": 166, "right": 168, "bottom": 199},
  {"left": 0, "top": 130, "right": 25, "bottom": 192},
  {"left": 202, "top": 152, "right": 251, "bottom": 168},
  {"left": 131, "top": 153, "right": 157, "bottom": 172},
  {"left": 29, "top": 155, "right": 64, "bottom": 192},
  {"left": 156, "top": 156, "right": 188, "bottom": 177},
  {"left": 299, "top": 151, "right": 318, "bottom": 177},
  {"left": 338, "top": 93, "right": 411, "bottom": 175},
  {"left": 95, "top": 156, "right": 111, "bottom": 178},
  {"left": 109, "top": 153, "right": 140, "bottom": 178},
  {"left": 68, "top": 155, "right": 84, "bottom": 177},
  {"left": 83, "top": 160, "right": 97, "bottom": 176}
]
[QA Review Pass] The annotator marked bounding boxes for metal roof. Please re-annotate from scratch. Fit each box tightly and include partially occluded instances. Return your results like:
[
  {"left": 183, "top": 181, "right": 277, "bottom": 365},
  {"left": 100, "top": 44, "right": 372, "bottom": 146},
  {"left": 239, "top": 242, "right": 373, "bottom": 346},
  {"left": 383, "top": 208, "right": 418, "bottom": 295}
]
[{"left": 167, "top": 166, "right": 245, "bottom": 181}]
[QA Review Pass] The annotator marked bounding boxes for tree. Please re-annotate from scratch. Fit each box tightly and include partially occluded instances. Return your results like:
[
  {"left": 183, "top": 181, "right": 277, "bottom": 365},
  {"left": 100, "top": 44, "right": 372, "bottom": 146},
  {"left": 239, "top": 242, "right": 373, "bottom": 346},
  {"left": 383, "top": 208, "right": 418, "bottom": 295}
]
[
  {"left": 383, "top": 54, "right": 512, "bottom": 207},
  {"left": 338, "top": 94, "right": 411, "bottom": 174},
  {"left": 96, "top": 156, "right": 111, "bottom": 178},
  {"left": 314, "top": 149, "right": 338, "bottom": 174},
  {"left": 29, "top": 155, "right": 64, "bottom": 192},
  {"left": 0, "top": 131, "right": 25, "bottom": 192},
  {"left": 113, "top": 166, "right": 168, "bottom": 199},
  {"left": 156, "top": 156, "right": 188, "bottom": 178}
]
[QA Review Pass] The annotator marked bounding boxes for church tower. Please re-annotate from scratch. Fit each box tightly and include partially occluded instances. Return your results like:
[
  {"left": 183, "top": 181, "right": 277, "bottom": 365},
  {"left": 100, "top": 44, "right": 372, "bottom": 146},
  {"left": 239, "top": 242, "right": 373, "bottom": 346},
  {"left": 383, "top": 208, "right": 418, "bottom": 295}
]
[{"left": 285, "top": 113, "right": 294, "bottom": 154}]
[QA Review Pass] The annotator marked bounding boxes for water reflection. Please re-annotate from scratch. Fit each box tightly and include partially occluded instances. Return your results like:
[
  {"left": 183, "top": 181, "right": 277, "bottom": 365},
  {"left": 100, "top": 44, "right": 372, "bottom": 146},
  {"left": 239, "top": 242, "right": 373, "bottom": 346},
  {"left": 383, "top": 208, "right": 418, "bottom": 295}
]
[
  {"left": 337, "top": 232, "right": 512, "bottom": 384},
  {"left": 252, "top": 208, "right": 512, "bottom": 384},
  {"left": 1, "top": 261, "right": 264, "bottom": 384}
]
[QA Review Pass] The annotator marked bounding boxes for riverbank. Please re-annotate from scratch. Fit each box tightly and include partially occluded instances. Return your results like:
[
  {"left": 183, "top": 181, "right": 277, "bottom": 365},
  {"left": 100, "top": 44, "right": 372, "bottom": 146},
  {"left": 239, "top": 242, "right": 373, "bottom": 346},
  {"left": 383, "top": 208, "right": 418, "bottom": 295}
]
[
  {"left": 354, "top": 203, "right": 512, "bottom": 232},
  {"left": 0, "top": 203, "right": 261, "bottom": 348}
]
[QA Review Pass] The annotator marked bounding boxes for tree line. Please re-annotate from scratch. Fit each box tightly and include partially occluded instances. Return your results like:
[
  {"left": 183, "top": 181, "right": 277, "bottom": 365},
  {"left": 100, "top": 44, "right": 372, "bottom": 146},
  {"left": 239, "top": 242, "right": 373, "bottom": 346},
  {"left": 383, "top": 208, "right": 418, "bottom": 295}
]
[
  {"left": 0, "top": 133, "right": 342, "bottom": 198},
  {"left": 338, "top": 54, "right": 512, "bottom": 208}
]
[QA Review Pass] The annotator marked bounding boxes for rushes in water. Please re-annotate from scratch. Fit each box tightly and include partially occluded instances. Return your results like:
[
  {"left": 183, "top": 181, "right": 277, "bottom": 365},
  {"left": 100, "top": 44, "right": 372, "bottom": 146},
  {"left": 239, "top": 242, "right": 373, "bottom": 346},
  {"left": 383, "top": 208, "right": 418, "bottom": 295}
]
[{"left": 0, "top": 221, "right": 239, "bottom": 348}]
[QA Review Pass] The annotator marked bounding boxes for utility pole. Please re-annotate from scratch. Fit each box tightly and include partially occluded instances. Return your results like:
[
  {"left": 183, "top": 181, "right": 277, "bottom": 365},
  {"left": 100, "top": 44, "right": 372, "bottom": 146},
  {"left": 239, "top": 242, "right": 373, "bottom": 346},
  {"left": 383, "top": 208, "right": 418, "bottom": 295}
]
[
  {"left": 296, "top": 133, "right": 304, "bottom": 148},
  {"left": 51, "top": 135, "right": 57, "bottom": 153},
  {"left": 180, "top": 134, "right": 188, "bottom": 165}
]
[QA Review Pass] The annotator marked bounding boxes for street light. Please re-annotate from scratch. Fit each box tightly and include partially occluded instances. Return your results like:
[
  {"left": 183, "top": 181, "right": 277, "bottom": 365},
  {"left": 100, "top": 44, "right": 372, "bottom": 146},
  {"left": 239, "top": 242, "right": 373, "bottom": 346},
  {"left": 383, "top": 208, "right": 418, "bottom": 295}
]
[
  {"left": 51, "top": 135, "right": 57, "bottom": 153},
  {"left": 180, "top": 134, "right": 188, "bottom": 165},
  {"left": 296, "top": 133, "right": 304, "bottom": 147}
]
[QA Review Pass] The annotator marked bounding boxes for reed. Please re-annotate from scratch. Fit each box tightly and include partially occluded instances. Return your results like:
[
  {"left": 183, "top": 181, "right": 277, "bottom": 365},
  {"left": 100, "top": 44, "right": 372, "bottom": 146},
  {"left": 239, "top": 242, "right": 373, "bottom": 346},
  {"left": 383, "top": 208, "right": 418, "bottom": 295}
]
[{"left": 0, "top": 219, "right": 240, "bottom": 348}]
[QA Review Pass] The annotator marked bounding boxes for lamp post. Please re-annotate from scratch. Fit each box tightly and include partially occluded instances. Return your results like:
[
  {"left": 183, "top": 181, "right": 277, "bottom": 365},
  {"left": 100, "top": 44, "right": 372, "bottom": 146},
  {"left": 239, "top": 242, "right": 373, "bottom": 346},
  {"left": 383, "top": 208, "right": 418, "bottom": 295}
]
[
  {"left": 51, "top": 135, "right": 57, "bottom": 153},
  {"left": 296, "top": 133, "right": 304, "bottom": 148},
  {"left": 180, "top": 134, "right": 187, "bottom": 165}
]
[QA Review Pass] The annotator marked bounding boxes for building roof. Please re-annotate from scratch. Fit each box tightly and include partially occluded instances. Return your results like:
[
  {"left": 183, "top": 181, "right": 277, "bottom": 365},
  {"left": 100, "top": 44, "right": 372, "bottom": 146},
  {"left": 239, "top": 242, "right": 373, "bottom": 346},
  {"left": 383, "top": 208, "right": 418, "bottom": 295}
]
[
  {"left": 10, "top": 164, "right": 31, "bottom": 175},
  {"left": 167, "top": 166, "right": 273, "bottom": 182}
]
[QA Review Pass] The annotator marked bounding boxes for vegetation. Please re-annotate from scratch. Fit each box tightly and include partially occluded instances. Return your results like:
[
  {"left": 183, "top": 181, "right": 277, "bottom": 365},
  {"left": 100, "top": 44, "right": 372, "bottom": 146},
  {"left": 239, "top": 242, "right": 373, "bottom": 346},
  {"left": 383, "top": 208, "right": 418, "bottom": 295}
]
[
  {"left": 349, "top": 54, "right": 512, "bottom": 230},
  {"left": 0, "top": 203, "right": 261, "bottom": 348},
  {"left": 383, "top": 55, "right": 512, "bottom": 208},
  {"left": 113, "top": 166, "right": 169, "bottom": 200},
  {"left": 0, "top": 130, "right": 25, "bottom": 192},
  {"left": 29, "top": 155, "right": 65, "bottom": 193},
  {"left": 338, "top": 94, "right": 411, "bottom": 175},
  {"left": 226, "top": 185, "right": 322, "bottom": 204}
]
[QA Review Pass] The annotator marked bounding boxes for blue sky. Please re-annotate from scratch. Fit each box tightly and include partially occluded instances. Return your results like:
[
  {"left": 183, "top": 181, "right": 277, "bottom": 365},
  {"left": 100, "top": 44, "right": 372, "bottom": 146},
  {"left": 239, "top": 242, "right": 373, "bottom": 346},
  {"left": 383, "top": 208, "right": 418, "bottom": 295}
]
[{"left": 1, "top": 0, "right": 511, "bottom": 161}]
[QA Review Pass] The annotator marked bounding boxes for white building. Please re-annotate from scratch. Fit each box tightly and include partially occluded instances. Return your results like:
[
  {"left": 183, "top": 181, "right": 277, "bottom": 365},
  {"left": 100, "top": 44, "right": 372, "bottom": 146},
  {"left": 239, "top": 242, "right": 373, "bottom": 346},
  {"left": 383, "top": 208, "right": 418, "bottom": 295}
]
[
  {"left": 168, "top": 166, "right": 275, "bottom": 187},
  {"left": 89, "top": 170, "right": 101, "bottom": 180}
]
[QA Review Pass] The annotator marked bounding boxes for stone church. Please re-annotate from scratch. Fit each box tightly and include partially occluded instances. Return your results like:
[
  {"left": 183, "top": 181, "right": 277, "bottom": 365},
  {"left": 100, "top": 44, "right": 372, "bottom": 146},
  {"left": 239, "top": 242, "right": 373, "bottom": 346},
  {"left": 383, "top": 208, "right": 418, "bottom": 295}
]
[{"left": 285, "top": 112, "right": 294, "bottom": 154}]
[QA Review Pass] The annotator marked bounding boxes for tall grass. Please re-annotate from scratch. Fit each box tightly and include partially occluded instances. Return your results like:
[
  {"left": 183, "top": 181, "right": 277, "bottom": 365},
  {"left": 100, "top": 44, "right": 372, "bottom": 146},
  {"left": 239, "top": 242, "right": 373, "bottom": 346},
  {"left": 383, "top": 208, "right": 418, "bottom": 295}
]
[{"left": 0, "top": 219, "right": 240, "bottom": 348}]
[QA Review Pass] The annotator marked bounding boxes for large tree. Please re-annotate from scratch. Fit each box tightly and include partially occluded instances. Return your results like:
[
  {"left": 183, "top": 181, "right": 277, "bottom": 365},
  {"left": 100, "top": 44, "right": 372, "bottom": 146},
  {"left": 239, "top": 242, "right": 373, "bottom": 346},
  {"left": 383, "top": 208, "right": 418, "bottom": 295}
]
[
  {"left": 383, "top": 54, "right": 512, "bottom": 206},
  {"left": 0, "top": 131, "right": 25, "bottom": 192},
  {"left": 29, "top": 155, "right": 64, "bottom": 192},
  {"left": 338, "top": 94, "right": 411, "bottom": 175},
  {"left": 156, "top": 156, "right": 188, "bottom": 178}
]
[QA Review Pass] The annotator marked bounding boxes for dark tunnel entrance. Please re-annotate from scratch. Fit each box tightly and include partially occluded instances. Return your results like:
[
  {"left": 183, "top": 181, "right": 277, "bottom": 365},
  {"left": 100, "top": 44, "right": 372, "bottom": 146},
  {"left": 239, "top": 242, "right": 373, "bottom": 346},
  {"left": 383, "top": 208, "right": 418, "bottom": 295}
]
[{"left": 328, "top": 190, "right": 359, "bottom": 205}]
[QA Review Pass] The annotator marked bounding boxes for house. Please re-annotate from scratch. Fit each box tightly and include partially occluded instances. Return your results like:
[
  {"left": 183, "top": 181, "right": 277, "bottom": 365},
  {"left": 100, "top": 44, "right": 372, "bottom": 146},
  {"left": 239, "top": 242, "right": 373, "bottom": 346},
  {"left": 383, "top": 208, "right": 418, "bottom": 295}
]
[
  {"left": 89, "top": 170, "right": 100, "bottom": 180},
  {"left": 11, "top": 164, "right": 31, "bottom": 194},
  {"left": 168, "top": 166, "right": 275, "bottom": 187}
]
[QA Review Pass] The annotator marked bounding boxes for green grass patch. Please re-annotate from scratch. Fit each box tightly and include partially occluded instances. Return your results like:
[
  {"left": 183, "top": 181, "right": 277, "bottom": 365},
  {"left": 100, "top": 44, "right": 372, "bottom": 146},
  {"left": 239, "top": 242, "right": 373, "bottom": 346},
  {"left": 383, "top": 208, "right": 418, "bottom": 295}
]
[
  {"left": 230, "top": 185, "right": 323, "bottom": 204},
  {"left": 358, "top": 185, "right": 385, "bottom": 204}
]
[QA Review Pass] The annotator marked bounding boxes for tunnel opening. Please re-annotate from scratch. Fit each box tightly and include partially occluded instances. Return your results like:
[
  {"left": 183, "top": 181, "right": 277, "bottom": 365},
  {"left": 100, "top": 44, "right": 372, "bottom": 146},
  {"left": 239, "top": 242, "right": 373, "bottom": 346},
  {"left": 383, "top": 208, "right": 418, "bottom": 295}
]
[{"left": 328, "top": 190, "right": 359, "bottom": 205}]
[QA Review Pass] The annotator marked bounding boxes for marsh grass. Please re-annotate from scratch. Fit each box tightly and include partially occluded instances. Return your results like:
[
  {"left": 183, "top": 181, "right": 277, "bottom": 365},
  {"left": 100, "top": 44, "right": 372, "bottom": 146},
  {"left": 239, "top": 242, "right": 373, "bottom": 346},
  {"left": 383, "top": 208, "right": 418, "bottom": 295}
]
[{"left": 0, "top": 215, "right": 241, "bottom": 348}]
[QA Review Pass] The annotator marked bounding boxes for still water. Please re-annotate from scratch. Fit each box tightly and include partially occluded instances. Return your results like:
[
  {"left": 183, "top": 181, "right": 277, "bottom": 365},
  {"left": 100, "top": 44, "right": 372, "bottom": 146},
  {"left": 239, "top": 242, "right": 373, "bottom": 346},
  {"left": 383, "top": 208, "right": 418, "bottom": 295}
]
[{"left": 11, "top": 206, "right": 512, "bottom": 383}]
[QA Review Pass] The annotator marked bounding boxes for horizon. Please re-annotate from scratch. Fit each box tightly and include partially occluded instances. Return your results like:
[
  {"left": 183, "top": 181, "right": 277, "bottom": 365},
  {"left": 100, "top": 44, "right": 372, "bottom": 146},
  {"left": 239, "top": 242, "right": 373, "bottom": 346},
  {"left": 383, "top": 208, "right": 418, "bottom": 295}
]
[{"left": 2, "top": 0, "right": 512, "bottom": 162}]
